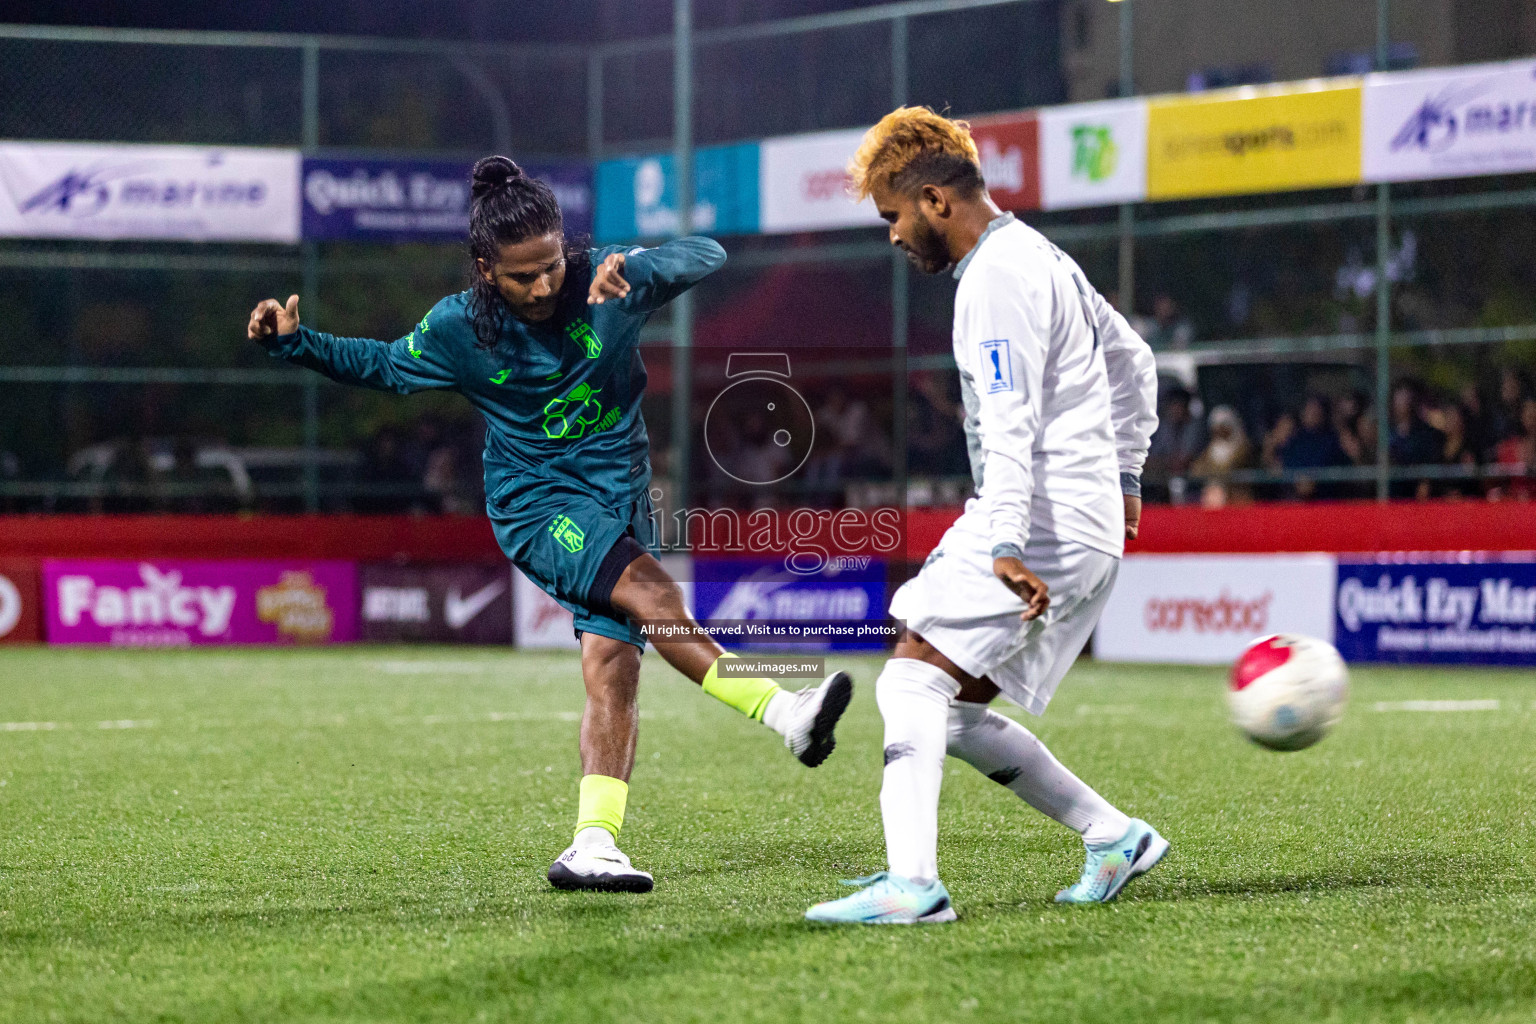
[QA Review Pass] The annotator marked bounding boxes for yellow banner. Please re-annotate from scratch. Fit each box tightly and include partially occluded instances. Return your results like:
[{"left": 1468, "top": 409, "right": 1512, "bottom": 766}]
[{"left": 1146, "top": 79, "right": 1363, "bottom": 201}]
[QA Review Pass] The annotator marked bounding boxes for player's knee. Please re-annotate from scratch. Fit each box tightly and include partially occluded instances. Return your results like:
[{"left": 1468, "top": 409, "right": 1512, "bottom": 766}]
[{"left": 875, "top": 657, "right": 961, "bottom": 718}]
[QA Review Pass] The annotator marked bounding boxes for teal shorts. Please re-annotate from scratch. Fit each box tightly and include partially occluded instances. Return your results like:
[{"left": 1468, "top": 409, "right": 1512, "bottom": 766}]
[{"left": 489, "top": 484, "right": 658, "bottom": 649}]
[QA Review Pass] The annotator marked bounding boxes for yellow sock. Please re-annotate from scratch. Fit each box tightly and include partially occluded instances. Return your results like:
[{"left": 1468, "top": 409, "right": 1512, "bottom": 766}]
[
  {"left": 575, "top": 774, "right": 628, "bottom": 840},
  {"left": 701, "top": 652, "right": 781, "bottom": 721}
]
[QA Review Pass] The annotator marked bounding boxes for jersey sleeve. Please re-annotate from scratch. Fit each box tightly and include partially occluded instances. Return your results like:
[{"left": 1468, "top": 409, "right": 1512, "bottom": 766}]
[
  {"left": 955, "top": 263, "right": 1050, "bottom": 556},
  {"left": 259, "top": 301, "right": 459, "bottom": 395},
  {"left": 614, "top": 236, "right": 727, "bottom": 312},
  {"left": 1090, "top": 289, "right": 1159, "bottom": 493}
]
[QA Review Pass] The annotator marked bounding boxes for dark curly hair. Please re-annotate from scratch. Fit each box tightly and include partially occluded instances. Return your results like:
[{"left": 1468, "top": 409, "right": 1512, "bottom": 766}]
[{"left": 466, "top": 155, "right": 591, "bottom": 349}]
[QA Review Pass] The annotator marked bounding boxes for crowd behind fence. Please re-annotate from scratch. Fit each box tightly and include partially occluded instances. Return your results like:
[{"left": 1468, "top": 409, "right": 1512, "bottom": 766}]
[{"left": 1, "top": 6, "right": 1534, "bottom": 514}]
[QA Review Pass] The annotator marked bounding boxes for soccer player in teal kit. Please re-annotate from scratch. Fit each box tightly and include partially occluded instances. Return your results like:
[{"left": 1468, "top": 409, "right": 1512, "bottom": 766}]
[{"left": 247, "top": 157, "right": 852, "bottom": 892}]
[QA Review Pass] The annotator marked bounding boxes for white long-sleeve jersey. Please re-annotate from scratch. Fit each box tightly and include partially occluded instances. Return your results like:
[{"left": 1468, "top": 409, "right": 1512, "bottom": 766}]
[{"left": 952, "top": 213, "right": 1158, "bottom": 560}]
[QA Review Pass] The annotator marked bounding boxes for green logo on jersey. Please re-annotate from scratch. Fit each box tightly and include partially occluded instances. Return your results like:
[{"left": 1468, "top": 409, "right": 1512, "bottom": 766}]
[
  {"left": 1070, "top": 125, "right": 1118, "bottom": 183},
  {"left": 566, "top": 319, "right": 602, "bottom": 358},
  {"left": 405, "top": 315, "right": 431, "bottom": 359},
  {"left": 541, "top": 381, "right": 620, "bottom": 441},
  {"left": 549, "top": 514, "right": 585, "bottom": 553},
  {"left": 489, "top": 369, "right": 512, "bottom": 385}
]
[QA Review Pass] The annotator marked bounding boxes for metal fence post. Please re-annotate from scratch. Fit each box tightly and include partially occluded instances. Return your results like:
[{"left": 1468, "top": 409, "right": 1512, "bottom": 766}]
[
  {"left": 670, "top": 0, "right": 694, "bottom": 514},
  {"left": 891, "top": 15, "right": 909, "bottom": 502},
  {"left": 301, "top": 41, "right": 321, "bottom": 512},
  {"left": 1374, "top": 0, "right": 1391, "bottom": 501},
  {"left": 1115, "top": 0, "right": 1135, "bottom": 313},
  {"left": 586, "top": 51, "right": 605, "bottom": 160}
]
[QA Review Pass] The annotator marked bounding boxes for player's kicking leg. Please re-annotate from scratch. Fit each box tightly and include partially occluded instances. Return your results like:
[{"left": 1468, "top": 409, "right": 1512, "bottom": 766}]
[{"left": 607, "top": 549, "right": 853, "bottom": 767}]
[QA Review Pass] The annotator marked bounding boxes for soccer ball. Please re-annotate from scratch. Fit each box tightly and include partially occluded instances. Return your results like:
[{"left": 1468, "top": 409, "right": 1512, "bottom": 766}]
[{"left": 1228, "top": 634, "right": 1349, "bottom": 751}]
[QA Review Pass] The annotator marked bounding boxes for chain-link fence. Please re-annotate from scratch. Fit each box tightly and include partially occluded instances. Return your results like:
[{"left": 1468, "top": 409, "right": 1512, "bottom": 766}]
[{"left": 1, "top": 5, "right": 1534, "bottom": 514}]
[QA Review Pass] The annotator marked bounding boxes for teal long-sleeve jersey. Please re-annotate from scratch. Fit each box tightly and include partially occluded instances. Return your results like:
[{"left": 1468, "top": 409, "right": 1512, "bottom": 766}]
[{"left": 260, "top": 237, "right": 726, "bottom": 515}]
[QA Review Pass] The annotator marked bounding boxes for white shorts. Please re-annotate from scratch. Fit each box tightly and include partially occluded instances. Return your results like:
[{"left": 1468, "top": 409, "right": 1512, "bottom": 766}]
[{"left": 889, "top": 510, "right": 1119, "bottom": 716}]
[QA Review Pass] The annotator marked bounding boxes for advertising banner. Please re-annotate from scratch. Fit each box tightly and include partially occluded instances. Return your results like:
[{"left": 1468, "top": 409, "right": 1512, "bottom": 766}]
[
  {"left": 1146, "top": 79, "right": 1363, "bottom": 201},
  {"left": 1335, "top": 557, "right": 1536, "bottom": 665},
  {"left": 691, "top": 558, "right": 889, "bottom": 651},
  {"left": 968, "top": 112, "right": 1041, "bottom": 212},
  {"left": 0, "top": 142, "right": 301, "bottom": 242},
  {"left": 1363, "top": 59, "right": 1536, "bottom": 183},
  {"left": 0, "top": 559, "right": 42, "bottom": 645},
  {"left": 759, "top": 128, "right": 883, "bottom": 234},
  {"left": 1095, "top": 554, "right": 1337, "bottom": 664},
  {"left": 302, "top": 158, "right": 591, "bottom": 242},
  {"left": 43, "top": 560, "right": 357, "bottom": 646},
  {"left": 512, "top": 567, "right": 579, "bottom": 649},
  {"left": 1039, "top": 98, "right": 1148, "bottom": 210},
  {"left": 595, "top": 143, "right": 759, "bottom": 241},
  {"left": 360, "top": 564, "right": 511, "bottom": 644}
]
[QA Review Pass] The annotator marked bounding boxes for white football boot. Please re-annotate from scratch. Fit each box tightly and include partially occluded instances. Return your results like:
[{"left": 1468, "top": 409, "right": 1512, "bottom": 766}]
[
  {"left": 772, "top": 670, "right": 854, "bottom": 767},
  {"left": 547, "top": 830, "right": 654, "bottom": 893}
]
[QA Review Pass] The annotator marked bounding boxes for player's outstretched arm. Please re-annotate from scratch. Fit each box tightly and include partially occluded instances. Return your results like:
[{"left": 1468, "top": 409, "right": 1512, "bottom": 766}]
[
  {"left": 246, "top": 294, "right": 459, "bottom": 396},
  {"left": 601, "top": 236, "right": 727, "bottom": 312}
]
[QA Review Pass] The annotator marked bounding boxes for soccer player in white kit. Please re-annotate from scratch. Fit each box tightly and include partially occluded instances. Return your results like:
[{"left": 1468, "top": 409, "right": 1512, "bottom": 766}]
[{"left": 807, "top": 108, "right": 1166, "bottom": 925}]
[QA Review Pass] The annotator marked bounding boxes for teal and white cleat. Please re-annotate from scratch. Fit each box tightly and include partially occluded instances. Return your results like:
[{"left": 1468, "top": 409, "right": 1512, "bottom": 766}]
[
  {"left": 805, "top": 872, "right": 957, "bottom": 925},
  {"left": 1055, "top": 819, "right": 1169, "bottom": 904}
]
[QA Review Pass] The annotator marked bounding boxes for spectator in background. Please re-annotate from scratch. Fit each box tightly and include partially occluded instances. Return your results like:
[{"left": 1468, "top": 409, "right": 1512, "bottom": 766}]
[
  {"left": 358, "top": 425, "right": 419, "bottom": 513},
  {"left": 907, "top": 371, "right": 968, "bottom": 477},
  {"left": 1353, "top": 406, "right": 1379, "bottom": 470},
  {"left": 1259, "top": 410, "right": 1295, "bottom": 488},
  {"left": 1388, "top": 382, "right": 1446, "bottom": 499},
  {"left": 1488, "top": 369, "right": 1529, "bottom": 455},
  {"left": 1140, "top": 294, "right": 1196, "bottom": 352},
  {"left": 424, "top": 420, "right": 483, "bottom": 515},
  {"left": 1457, "top": 382, "right": 1490, "bottom": 463},
  {"left": 1435, "top": 402, "right": 1479, "bottom": 498},
  {"left": 1189, "top": 405, "right": 1254, "bottom": 507},
  {"left": 1276, "top": 395, "right": 1349, "bottom": 499},
  {"left": 1488, "top": 397, "right": 1536, "bottom": 500},
  {"left": 1145, "top": 387, "right": 1206, "bottom": 501}
]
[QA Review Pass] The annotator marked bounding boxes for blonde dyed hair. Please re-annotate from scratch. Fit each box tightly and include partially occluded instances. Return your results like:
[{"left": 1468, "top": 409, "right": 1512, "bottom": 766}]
[{"left": 847, "top": 106, "right": 981, "bottom": 201}]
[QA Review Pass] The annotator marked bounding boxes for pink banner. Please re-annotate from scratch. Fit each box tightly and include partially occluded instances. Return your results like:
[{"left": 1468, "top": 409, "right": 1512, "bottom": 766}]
[{"left": 43, "top": 560, "right": 358, "bottom": 646}]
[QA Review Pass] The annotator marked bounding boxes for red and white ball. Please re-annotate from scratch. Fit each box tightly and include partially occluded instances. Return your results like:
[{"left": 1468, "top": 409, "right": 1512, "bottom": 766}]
[{"left": 1228, "top": 634, "right": 1349, "bottom": 751}]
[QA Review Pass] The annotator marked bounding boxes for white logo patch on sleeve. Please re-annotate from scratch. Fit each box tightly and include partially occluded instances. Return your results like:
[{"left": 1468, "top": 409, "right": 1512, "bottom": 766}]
[{"left": 980, "top": 339, "right": 1014, "bottom": 394}]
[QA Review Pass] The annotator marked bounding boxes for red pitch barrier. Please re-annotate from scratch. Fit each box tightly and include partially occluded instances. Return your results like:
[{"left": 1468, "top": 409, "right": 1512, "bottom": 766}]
[
  {"left": 905, "top": 501, "right": 1535, "bottom": 558},
  {"left": 0, "top": 501, "right": 1529, "bottom": 564},
  {"left": 0, "top": 514, "right": 504, "bottom": 563}
]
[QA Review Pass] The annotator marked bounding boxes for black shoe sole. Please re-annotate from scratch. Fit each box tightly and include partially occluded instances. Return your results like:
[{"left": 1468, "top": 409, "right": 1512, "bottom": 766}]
[
  {"left": 547, "top": 861, "right": 655, "bottom": 893},
  {"left": 797, "top": 671, "right": 853, "bottom": 768}
]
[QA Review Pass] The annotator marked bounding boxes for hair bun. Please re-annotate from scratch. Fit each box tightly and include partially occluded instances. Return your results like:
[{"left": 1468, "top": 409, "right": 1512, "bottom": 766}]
[{"left": 471, "top": 156, "right": 524, "bottom": 199}]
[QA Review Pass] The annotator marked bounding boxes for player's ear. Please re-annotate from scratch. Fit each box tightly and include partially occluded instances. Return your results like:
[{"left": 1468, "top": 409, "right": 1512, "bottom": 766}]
[
  {"left": 919, "top": 183, "right": 950, "bottom": 218},
  {"left": 476, "top": 258, "right": 495, "bottom": 285}
]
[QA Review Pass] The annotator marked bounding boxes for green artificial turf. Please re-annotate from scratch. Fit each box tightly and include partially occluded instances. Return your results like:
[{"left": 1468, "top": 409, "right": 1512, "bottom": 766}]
[{"left": 0, "top": 646, "right": 1533, "bottom": 1023}]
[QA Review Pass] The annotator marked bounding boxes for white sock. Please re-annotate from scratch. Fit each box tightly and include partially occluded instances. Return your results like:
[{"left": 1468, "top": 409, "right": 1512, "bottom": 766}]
[
  {"left": 574, "top": 825, "right": 617, "bottom": 850},
  {"left": 946, "top": 701, "right": 1130, "bottom": 846},
  {"left": 876, "top": 658, "right": 961, "bottom": 885},
  {"left": 761, "top": 689, "right": 794, "bottom": 737}
]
